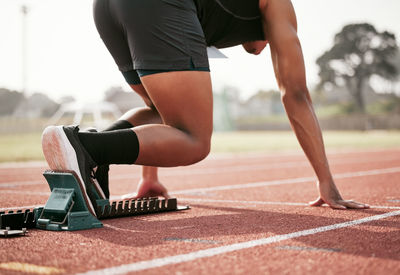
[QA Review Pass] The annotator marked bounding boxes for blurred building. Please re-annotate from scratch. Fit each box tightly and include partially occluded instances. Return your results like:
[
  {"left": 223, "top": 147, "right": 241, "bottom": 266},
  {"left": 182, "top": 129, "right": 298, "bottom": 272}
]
[{"left": 48, "top": 101, "right": 122, "bottom": 130}]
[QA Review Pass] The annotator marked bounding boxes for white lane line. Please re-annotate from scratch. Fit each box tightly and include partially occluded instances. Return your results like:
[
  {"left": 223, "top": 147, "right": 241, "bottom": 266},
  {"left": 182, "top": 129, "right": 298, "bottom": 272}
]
[
  {"left": 0, "top": 148, "right": 397, "bottom": 169},
  {"left": 110, "top": 154, "right": 400, "bottom": 180},
  {"left": 275, "top": 245, "right": 341, "bottom": 252},
  {"left": 181, "top": 198, "right": 307, "bottom": 206},
  {"left": 1, "top": 154, "right": 399, "bottom": 186},
  {"left": 171, "top": 176, "right": 314, "bottom": 195},
  {"left": 171, "top": 167, "right": 400, "bottom": 195},
  {"left": 3, "top": 198, "right": 398, "bottom": 213},
  {"left": 0, "top": 190, "right": 50, "bottom": 196},
  {"left": 76, "top": 210, "right": 400, "bottom": 275},
  {"left": 0, "top": 161, "right": 47, "bottom": 169},
  {"left": 0, "top": 161, "right": 313, "bottom": 184},
  {"left": 0, "top": 205, "right": 44, "bottom": 211},
  {"left": 178, "top": 198, "right": 400, "bottom": 210},
  {"left": 3, "top": 166, "right": 400, "bottom": 209},
  {"left": 0, "top": 181, "right": 45, "bottom": 188}
]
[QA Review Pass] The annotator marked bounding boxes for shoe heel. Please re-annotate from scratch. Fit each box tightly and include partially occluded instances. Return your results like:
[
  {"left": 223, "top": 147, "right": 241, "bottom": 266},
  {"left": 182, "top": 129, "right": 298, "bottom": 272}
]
[{"left": 42, "top": 126, "right": 65, "bottom": 171}]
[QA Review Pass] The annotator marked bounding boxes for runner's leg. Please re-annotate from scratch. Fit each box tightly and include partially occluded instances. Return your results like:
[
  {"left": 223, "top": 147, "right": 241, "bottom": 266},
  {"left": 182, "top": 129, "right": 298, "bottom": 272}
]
[
  {"left": 82, "top": 72, "right": 212, "bottom": 166},
  {"left": 133, "top": 70, "right": 213, "bottom": 166},
  {"left": 120, "top": 84, "right": 168, "bottom": 198}
]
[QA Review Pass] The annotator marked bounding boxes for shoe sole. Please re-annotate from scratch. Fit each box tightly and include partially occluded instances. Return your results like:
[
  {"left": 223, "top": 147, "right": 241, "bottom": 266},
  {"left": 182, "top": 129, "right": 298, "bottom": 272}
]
[
  {"left": 41, "top": 125, "right": 96, "bottom": 216},
  {"left": 92, "top": 176, "right": 106, "bottom": 200}
]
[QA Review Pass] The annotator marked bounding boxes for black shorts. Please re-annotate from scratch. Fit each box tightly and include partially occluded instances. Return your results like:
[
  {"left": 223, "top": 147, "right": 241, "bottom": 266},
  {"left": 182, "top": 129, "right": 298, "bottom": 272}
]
[
  {"left": 93, "top": 0, "right": 210, "bottom": 84},
  {"left": 93, "top": 0, "right": 264, "bottom": 85},
  {"left": 195, "top": 0, "right": 265, "bottom": 48}
]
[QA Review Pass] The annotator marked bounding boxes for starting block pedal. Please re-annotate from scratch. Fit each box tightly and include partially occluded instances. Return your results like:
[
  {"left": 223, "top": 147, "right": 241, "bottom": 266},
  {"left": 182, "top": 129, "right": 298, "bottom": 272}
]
[
  {"left": 31, "top": 170, "right": 189, "bottom": 231},
  {"left": 35, "top": 171, "right": 105, "bottom": 231},
  {"left": 1, "top": 171, "right": 189, "bottom": 232}
]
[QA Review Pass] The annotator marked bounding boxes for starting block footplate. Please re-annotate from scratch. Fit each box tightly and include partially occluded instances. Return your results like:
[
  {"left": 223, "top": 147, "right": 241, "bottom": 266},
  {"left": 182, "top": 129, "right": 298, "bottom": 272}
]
[{"left": 1, "top": 170, "right": 189, "bottom": 232}]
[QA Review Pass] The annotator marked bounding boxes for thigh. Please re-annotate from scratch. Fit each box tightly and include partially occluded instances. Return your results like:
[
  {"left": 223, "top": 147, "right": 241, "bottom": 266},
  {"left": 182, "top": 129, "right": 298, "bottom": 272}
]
[
  {"left": 140, "top": 71, "right": 213, "bottom": 140},
  {"left": 129, "top": 84, "right": 154, "bottom": 108}
]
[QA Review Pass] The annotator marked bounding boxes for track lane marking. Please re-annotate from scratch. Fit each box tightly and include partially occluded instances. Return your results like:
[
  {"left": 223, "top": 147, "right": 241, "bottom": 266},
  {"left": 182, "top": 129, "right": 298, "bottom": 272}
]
[
  {"left": 0, "top": 262, "right": 64, "bottom": 275},
  {"left": 3, "top": 199, "right": 398, "bottom": 212},
  {"left": 275, "top": 245, "right": 341, "bottom": 252},
  {"left": 1, "top": 153, "right": 399, "bottom": 186},
  {"left": 2, "top": 166, "right": 400, "bottom": 210},
  {"left": 76, "top": 210, "right": 400, "bottom": 275},
  {"left": 0, "top": 181, "right": 45, "bottom": 187},
  {"left": 0, "top": 204, "right": 44, "bottom": 211},
  {"left": 178, "top": 198, "right": 400, "bottom": 209},
  {"left": 171, "top": 167, "right": 400, "bottom": 195},
  {"left": 0, "top": 148, "right": 398, "bottom": 169},
  {"left": 1, "top": 151, "right": 303, "bottom": 169},
  {"left": 107, "top": 154, "right": 400, "bottom": 180},
  {"left": 1, "top": 190, "right": 50, "bottom": 196}
]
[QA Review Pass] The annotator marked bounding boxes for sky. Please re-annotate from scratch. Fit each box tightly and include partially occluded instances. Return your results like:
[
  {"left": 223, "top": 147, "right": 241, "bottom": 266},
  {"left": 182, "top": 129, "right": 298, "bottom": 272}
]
[{"left": 0, "top": 0, "right": 399, "bottom": 103}]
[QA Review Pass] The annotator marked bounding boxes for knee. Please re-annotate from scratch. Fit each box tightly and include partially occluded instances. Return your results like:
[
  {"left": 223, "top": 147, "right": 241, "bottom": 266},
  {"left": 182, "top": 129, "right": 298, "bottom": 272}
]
[
  {"left": 145, "top": 101, "right": 157, "bottom": 110},
  {"left": 195, "top": 138, "right": 211, "bottom": 162},
  {"left": 185, "top": 135, "right": 211, "bottom": 165}
]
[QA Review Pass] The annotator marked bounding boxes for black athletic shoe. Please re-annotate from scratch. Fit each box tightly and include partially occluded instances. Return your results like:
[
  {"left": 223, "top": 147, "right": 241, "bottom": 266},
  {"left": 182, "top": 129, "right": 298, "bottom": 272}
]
[
  {"left": 94, "top": 165, "right": 110, "bottom": 199},
  {"left": 41, "top": 125, "right": 105, "bottom": 216},
  {"left": 84, "top": 128, "right": 110, "bottom": 199}
]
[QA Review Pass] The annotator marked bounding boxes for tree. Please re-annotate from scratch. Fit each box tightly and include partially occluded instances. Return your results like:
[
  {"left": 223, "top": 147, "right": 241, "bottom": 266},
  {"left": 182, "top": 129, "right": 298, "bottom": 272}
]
[
  {"left": 0, "top": 88, "right": 25, "bottom": 116},
  {"left": 316, "top": 23, "right": 399, "bottom": 114}
]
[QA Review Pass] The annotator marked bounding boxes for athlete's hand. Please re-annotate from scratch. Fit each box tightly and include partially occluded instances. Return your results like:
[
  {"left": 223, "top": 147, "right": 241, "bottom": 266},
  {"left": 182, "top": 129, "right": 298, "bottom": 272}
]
[
  {"left": 309, "top": 181, "right": 370, "bottom": 209},
  {"left": 121, "top": 179, "right": 170, "bottom": 200}
]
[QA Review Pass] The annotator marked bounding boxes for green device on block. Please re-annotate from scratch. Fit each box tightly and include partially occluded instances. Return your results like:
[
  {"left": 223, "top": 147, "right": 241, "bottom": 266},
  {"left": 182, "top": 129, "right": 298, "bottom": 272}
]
[{"left": 35, "top": 171, "right": 106, "bottom": 231}]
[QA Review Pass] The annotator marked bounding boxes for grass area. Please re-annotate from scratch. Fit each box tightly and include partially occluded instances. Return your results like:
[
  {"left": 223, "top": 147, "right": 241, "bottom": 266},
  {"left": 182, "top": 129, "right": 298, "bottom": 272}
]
[
  {"left": 0, "top": 131, "right": 400, "bottom": 163},
  {"left": 0, "top": 132, "right": 43, "bottom": 162},
  {"left": 211, "top": 130, "right": 400, "bottom": 153}
]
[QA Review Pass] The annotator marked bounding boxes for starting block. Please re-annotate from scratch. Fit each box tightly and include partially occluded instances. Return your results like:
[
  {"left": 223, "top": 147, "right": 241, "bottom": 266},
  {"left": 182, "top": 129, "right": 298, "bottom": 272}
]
[
  {"left": 0, "top": 209, "right": 35, "bottom": 230},
  {"left": 35, "top": 171, "right": 104, "bottom": 231},
  {"left": 1, "top": 171, "right": 189, "bottom": 233},
  {"left": 0, "top": 227, "right": 27, "bottom": 237}
]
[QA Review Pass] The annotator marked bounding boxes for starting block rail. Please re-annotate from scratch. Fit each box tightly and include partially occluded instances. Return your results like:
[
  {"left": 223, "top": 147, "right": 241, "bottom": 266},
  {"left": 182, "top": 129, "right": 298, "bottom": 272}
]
[
  {"left": 0, "top": 209, "right": 36, "bottom": 230},
  {"left": 96, "top": 197, "right": 183, "bottom": 219},
  {"left": 0, "top": 227, "right": 27, "bottom": 237},
  {"left": 1, "top": 171, "right": 189, "bottom": 234}
]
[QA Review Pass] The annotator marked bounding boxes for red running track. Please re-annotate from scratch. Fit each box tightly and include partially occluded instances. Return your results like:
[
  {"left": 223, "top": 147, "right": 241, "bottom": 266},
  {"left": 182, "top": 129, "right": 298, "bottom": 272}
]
[{"left": 0, "top": 149, "right": 399, "bottom": 274}]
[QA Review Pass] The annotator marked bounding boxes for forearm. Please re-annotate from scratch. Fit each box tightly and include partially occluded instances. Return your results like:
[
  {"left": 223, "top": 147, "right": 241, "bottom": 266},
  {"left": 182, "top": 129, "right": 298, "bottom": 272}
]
[
  {"left": 282, "top": 91, "right": 333, "bottom": 183},
  {"left": 142, "top": 166, "right": 159, "bottom": 180}
]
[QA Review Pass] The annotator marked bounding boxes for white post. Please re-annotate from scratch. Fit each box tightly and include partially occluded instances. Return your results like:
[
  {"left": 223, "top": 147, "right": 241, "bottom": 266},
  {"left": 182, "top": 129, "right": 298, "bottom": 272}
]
[{"left": 21, "top": 5, "right": 29, "bottom": 96}]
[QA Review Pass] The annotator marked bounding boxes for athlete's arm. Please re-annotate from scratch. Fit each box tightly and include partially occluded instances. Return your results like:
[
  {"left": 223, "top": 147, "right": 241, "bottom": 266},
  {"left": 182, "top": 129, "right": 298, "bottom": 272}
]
[{"left": 259, "top": 0, "right": 368, "bottom": 209}]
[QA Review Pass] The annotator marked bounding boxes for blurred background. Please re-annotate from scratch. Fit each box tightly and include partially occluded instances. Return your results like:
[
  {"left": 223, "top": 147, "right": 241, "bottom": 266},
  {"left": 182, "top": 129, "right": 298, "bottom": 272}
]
[{"left": 0, "top": 0, "right": 400, "bottom": 162}]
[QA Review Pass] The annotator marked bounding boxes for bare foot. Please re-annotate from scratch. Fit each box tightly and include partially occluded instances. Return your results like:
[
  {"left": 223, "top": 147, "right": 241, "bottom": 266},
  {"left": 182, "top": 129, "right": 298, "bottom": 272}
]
[{"left": 121, "top": 179, "right": 170, "bottom": 200}]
